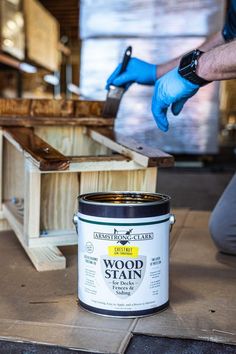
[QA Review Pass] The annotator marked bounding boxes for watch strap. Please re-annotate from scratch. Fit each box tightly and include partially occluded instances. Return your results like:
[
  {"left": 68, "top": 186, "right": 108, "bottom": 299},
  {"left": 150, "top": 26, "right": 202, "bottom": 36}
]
[{"left": 178, "top": 49, "right": 211, "bottom": 87}]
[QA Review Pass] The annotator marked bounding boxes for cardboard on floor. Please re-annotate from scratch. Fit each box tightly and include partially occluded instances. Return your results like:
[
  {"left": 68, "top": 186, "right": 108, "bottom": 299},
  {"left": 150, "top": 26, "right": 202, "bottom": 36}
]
[{"left": 0, "top": 209, "right": 235, "bottom": 353}]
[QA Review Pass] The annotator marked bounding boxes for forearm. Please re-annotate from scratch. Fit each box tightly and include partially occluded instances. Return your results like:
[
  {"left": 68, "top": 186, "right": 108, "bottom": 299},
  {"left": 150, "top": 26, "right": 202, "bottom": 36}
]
[
  {"left": 157, "top": 31, "right": 225, "bottom": 78},
  {"left": 197, "top": 39, "right": 236, "bottom": 81}
]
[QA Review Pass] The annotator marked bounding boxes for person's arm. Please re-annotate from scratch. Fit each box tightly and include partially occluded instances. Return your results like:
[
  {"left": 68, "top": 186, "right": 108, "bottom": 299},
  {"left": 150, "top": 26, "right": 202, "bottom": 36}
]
[
  {"left": 106, "top": 31, "right": 226, "bottom": 89},
  {"left": 197, "top": 39, "right": 236, "bottom": 81},
  {"left": 157, "top": 31, "right": 225, "bottom": 78},
  {"left": 152, "top": 39, "right": 236, "bottom": 132}
]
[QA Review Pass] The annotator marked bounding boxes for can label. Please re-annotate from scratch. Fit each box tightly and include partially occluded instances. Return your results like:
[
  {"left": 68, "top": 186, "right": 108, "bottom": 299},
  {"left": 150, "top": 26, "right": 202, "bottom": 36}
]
[{"left": 78, "top": 213, "right": 170, "bottom": 313}]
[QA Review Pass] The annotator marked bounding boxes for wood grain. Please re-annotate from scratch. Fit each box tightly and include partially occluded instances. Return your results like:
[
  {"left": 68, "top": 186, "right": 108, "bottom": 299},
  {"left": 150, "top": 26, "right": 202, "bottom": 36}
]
[
  {"left": 0, "top": 99, "right": 113, "bottom": 127},
  {"left": 4, "top": 127, "right": 70, "bottom": 171},
  {"left": 30, "top": 99, "right": 74, "bottom": 117},
  {"left": 74, "top": 100, "right": 105, "bottom": 117},
  {"left": 40, "top": 172, "right": 78, "bottom": 231},
  {"left": 88, "top": 127, "right": 174, "bottom": 167},
  {"left": 80, "top": 168, "right": 157, "bottom": 195},
  {"left": 3, "top": 139, "right": 25, "bottom": 201},
  {"left": 0, "top": 99, "right": 31, "bottom": 116},
  {"left": 34, "top": 126, "right": 110, "bottom": 156}
]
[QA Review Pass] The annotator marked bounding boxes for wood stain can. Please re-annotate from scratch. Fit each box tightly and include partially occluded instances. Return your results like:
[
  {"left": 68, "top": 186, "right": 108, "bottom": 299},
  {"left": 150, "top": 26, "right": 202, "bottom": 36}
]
[{"left": 73, "top": 192, "right": 175, "bottom": 317}]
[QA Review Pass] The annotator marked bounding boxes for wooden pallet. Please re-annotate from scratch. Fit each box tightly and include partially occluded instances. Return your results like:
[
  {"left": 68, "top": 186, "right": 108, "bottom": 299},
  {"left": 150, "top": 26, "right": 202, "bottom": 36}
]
[{"left": 0, "top": 99, "right": 174, "bottom": 271}]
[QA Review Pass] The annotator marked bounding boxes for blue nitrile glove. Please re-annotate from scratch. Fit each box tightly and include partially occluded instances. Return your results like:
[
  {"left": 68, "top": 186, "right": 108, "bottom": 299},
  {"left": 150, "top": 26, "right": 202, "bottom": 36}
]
[
  {"left": 152, "top": 67, "right": 199, "bottom": 132},
  {"left": 106, "top": 58, "right": 157, "bottom": 90}
]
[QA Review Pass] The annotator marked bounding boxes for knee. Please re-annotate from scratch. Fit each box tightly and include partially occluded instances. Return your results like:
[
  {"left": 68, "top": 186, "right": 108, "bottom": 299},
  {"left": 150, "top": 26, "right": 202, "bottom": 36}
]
[
  {"left": 209, "top": 211, "right": 236, "bottom": 255},
  {"left": 209, "top": 212, "right": 224, "bottom": 250}
]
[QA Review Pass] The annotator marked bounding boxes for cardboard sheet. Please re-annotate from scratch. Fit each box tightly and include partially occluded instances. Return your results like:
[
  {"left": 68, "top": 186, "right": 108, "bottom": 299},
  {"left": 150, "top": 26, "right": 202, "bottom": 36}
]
[
  {"left": 0, "top": 231, "right": 136, "bottom": 353},
  {"left": 134, "top": 212, "right": 236, "bottom": 345},
  {"left": 0, "top": 210, "right": 235, "bottom": 353}
]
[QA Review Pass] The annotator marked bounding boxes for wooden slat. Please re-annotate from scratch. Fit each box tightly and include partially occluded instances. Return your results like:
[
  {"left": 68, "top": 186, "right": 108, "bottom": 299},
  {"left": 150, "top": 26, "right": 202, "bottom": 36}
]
[
  {"left": 4, "top": 127, "right": 70, "bottom": 171},
  {"left": 0, "top": 99, "right": 113, "bottom": 127},
  {"left": 79, "top": 167, "right": 157, "bottom": 195},
  {"left": 0, "top": 99, "right": 31, "bottom": 116},
  {"left": 40, "top": 172, "right": 78, "bottom": 231},
  {"left": 0, "top": 116, "right": 114, "bottom": 127},
  {"left": 30, "top": 99, "right": 74, "bottom": 117},
  {"left": 88, "top": 127, "right": 174, "bottom": 168},
  {"left": 0, "top": 53, "right": 21, "bottom": 70},
  {"left": 74, "top": 100, "right": 105, "bottom": 117}
]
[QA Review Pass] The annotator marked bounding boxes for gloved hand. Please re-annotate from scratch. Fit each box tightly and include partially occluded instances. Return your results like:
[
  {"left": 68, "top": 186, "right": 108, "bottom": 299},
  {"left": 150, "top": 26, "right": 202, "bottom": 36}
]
[
  {"left": 106, "top": 58, "right": 157, "bottom": 90},
  {"left": 152, "top": 67, "right": 199, "bottom": 132}
]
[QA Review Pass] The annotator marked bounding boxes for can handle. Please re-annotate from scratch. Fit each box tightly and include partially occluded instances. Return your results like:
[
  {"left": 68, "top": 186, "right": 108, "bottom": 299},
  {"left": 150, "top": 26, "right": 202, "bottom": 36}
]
[
  {"left": 169, "top": 214, "right": 176, "bottom": 232},
  {"left": 73, "top": 213, "right": 79, "bottom": 234}
]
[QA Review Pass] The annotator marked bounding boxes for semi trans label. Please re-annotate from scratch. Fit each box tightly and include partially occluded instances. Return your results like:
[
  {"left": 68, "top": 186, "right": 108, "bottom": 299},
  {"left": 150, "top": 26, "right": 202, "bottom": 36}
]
[{"left": 78, "top": 214, "right": 169, "bottom": 313}]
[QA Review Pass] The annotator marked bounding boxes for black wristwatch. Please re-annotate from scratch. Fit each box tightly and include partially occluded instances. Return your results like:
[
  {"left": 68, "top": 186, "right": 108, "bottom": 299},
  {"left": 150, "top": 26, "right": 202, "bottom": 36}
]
[{"left": 178, "top": 49, "right": 211, "bottom": 86}]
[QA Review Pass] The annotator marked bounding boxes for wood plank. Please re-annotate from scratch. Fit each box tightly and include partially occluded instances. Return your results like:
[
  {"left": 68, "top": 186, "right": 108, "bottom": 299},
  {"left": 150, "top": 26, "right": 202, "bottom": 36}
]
[
  {"left": 74, "top": 100, "right": 104, "bottom": 117},
  {"left": 24, "top": 160, "right": 41, "bottom": 239},
  {"left": 3, "top": 201, "right": 66, "bottom": 271},
  {"left": 0, "top": 116, "right": 114, "bottom": 127},
  {"left": 28, "top": 230, "right": 77, "bottom": 247},
  {"left": 4, "top": 128, "right": 70, "bottom": 171},
  {"left": 0, "top": 99, "right": 105, "bottom": 118},
  {"left": 0, "top": 99, "right": 31, "bottom": 116},
  {"left": 88, "top": 128, "right": 174, "bottom": 167},
  {"left": 30, "top": 99, "right": 74, "bottom": 117},
  {"left": 3, "top": 202, "right": 24, "bottom": 243},
  {"left": 80, "top": 168, "right": 157, "bottom": 195},
  {"left": 0, "top": 99, "right": 113, "bottom": 127},
  {"left": 3, "top": 139, "right": 25, "bottom": 201},
  {"left": 28, "top": 246, "right": 66, "bottom": 271},
  {"left": 0, "top": 53, "right": 20, "bottom": 70},
  {"left": 40, "top": 172, "right": 78, "bottom": 231},
  {"left": 68, "top": 155, "right": 143, "bottom": 172}
]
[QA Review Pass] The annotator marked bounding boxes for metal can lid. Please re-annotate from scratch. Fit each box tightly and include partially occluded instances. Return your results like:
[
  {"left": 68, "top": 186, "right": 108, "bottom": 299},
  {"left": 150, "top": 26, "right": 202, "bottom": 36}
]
[{"left": 78, "top": 192, "right": 170, "bottom": 218}]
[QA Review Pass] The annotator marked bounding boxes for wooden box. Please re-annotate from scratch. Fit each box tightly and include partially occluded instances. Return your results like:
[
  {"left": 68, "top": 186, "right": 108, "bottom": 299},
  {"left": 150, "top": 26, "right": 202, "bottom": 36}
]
[
  {"left": 0, "top": 0, "right": 25, "bottom": 60},
  {"left": 23, "top": 0, "right": 60, "bottom": 71},
  {"left": 0, "top": 99, "right": 174, "bottom": 271}
]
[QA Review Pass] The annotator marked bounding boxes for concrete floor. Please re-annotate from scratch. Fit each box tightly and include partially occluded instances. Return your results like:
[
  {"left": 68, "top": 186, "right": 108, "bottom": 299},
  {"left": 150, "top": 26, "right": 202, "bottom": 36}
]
[{"left": 157, "top": 168, "right": 234, "bottom": 211}]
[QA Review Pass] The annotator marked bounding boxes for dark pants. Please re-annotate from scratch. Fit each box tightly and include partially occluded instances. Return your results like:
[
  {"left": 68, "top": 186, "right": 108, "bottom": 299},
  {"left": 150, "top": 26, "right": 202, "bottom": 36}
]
[{"left": 209, "top": 173, "right": 236, "bottom": 255}]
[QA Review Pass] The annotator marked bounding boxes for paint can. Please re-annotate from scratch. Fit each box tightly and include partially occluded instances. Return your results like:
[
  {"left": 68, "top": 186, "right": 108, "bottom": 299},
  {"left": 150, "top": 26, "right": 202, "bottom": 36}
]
[{"left": 73, "top": 192, "right": 175, "bottom": 317}]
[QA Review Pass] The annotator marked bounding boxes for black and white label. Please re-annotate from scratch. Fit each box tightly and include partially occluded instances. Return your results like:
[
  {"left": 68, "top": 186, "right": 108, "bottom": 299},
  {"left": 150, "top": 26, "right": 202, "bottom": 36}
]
[{"left": 78, "top": 213, "right": 169, "bottom": 313}]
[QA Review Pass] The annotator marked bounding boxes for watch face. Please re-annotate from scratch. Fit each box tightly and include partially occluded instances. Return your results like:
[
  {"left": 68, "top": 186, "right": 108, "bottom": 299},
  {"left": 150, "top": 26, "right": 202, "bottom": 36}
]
[{"left": 181, "top": 52, "right": 195, "bottom": 68}]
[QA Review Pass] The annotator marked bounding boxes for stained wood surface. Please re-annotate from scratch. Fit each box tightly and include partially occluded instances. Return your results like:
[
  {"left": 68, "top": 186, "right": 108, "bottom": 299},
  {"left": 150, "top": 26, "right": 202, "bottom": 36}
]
[
  {"left": 0, "top": 99, "right": 112, "bottom": 127},
  {"left": 4, "top": 128, "right": 70, "bottom": 171},
  {"left": 88, "top": 127, "right": 174, "bottom": 168}
]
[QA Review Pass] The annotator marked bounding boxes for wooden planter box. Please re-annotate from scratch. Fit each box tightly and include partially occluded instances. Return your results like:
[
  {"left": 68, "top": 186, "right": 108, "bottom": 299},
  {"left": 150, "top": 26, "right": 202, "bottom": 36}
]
[{"left": 0, "top": 99, "right": 174, "bottom": 271}]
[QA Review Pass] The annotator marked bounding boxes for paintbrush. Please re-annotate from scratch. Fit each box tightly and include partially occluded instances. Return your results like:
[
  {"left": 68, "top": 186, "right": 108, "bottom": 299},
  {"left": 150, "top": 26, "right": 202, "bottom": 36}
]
[{"left": 103, "top": 46, "right": 132, "bottom": 118}]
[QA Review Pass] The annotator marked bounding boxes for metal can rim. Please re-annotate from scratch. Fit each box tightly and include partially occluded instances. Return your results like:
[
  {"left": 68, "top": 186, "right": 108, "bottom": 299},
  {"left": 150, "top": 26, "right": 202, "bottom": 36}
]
[{"left": 78, "top": 191, "right": 170, "bottom": 207}]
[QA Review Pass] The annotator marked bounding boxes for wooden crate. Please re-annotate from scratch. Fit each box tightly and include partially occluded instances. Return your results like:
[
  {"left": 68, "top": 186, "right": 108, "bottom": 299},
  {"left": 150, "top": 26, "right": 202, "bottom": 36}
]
[
  {"left": 0, "top": 0, "right": 25, "bottom": 60},
  {"left": 23, "top": 0, "right": 60, "bottom": 71},
  {"left": 0, "top": 99, "right": 174, "bottom": 271}
]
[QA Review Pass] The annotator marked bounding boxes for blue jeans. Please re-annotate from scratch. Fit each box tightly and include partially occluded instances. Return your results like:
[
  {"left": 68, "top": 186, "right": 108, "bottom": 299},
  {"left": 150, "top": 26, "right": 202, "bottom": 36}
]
[{"left": 209, "top": 173, "right": 236, "bottom": 255}]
